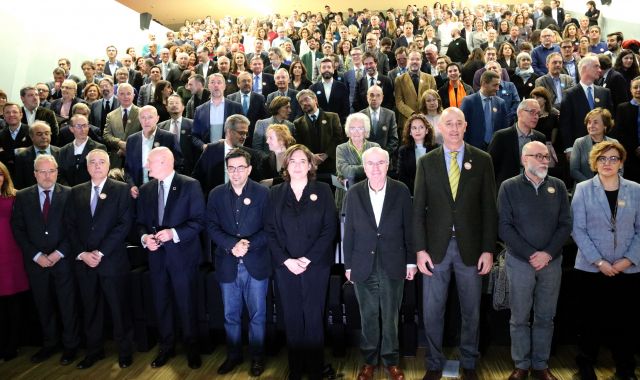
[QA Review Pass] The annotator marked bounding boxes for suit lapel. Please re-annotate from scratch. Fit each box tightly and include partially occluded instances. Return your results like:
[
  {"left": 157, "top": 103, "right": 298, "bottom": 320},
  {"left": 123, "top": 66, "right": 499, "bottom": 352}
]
[
  {"left": 434, "top": 147, "right": 454, "bottom": 203},
  {"left": 92, "top": 179, "right": 109, "bottom": 219},
  {"left": 457, "top": 145, "right": 474, "bottom": 200},
  {"left": 593, "top": 177, "right": 612, "bottom": 220},
  {"left": 378, "top": 179, "right": 394, "bottom": 229},
  {"left": 163, "top": 174, "right": 180, "bottom": 224},
  {"left": 357, "top": 182, "right": 378, "bottom": 229}
]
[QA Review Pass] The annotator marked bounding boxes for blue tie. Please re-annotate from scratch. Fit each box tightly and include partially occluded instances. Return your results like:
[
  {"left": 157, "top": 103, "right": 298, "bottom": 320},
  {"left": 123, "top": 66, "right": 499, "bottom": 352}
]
[
  {"left": 253, "top": 75, "right": 260, "bottom": 93},
  {"left": 586, "top": 86, "right": 595, "bottom": 110},
  {"left": 484, "top": 97, "right": 493, "bottom": 143},
  {"left": 242, "top": 94, "right": 249, "bottom": 115},
  {"left": 553, "top": 77, "right": 563, "bottom": 103}
]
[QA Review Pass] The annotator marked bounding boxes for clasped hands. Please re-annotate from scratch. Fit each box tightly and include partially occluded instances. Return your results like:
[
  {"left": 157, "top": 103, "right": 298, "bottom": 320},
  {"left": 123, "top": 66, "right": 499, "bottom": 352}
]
[
  {"left": 284, "top": 257, "right": 311, "bottom": 275},
  {"left": 79, "top": 250, "right": 103, "bottom": 268},
  {"left": 598, "top": 258, "right": 632, "bottom": 277},
  {"left": 35, "top": 251, "right": 63, "bottom": 268},
  {"left": 416, "top": 250, "right": 493, "bottom": 276},
  {"left": 231, "top": 239, "right": 250, "bottom": 257},
  {"left": 144, "top": 229, "right": 174, "bottom": 251}
]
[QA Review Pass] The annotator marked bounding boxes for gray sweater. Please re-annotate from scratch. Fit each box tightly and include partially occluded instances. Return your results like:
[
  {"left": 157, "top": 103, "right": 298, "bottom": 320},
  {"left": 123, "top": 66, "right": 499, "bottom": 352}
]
[{"left": 498, "top": 174, "right": 572, "bottom": 262}]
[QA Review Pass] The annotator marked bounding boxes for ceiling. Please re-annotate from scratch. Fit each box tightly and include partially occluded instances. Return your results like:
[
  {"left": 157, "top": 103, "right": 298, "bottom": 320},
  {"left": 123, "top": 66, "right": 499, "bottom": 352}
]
[{"left": 117, "top": 0, "right": 527, "bottom": 30}]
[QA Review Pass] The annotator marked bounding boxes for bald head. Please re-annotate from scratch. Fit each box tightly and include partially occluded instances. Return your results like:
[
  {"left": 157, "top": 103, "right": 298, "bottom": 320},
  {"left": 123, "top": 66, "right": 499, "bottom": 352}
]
[{"left": 146, "top": 147, "right": 175, "bottom": 181}]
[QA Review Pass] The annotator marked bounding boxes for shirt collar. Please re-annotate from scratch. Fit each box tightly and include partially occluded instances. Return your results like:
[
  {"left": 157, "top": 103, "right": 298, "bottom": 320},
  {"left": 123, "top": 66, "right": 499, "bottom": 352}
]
[
  {"left": 91, "top": 178, "right": 108, "bottom": 190},
  {"left": 159, "top": 170, "right": 176, "bottom": 186}
]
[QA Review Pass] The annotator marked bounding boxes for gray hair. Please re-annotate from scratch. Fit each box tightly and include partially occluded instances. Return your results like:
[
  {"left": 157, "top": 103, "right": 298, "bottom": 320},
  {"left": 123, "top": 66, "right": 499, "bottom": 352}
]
[
  {"left": 362, "top": 146, "right": 389, "bottom": 164},
  {"left": 224, "top": 114, "right": 250, "bottom": 131},
  {"left": 517, "top": 98, "right": 540, "bottom": 114},
  {"left": 34, "top": 154, "right": 58, "bottom": 170},
  {"left": 344, "top": 112, "right": 371, "bottom": 138}
]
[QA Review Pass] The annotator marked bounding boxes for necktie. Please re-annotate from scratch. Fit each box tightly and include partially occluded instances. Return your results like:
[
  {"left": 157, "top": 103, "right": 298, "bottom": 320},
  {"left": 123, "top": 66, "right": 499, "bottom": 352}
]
[
  {"left": 411, "top": 73, "right": 420, "bottom": 94},
  {"left": 253, "top": 75, "right": 260, "bottom": 92},
  {"left": 42, "top": 190, "right": 50, "bottom": 222},
  {"left": 369, "top": 76, "right": 375, "bottom": 87},
  {"left": 122, "top": 108, "right": 128, "bottom": 126},
  {"left": 484, "top": 97, "right": 493, "bottom": 144},
  {"left": 90, "top": 186, "right": 99, "bottom": 216},
  {"left": 158, "top": 180, "right": 165, "bottom": 225},
  {"left": 356, "top": 68, "right": 362, "bottom": 80},
  {"left": 38, "top": 150, "right": 47, "bottom": 155},
  {"left": 449, "top": 151, "right": 460, "bottom": 200},
  {"left": 171, "top": 119, "right": 180, "bottom": 141},
  {"left": 371, "top": 110, "right": 378, "bottom": 131},
  {"left": 553, "top": 77, "right": 563, "bottom": 103},
  {"left": 104, "top": 99, "right": 111, "bottom": 113},
  {"left": 242, "top": 94, "right": 249, "bottom": 115},
  {"left": 310, "top": 114, "right": 317, "bottom": 124},
  {"left": 586, "top": 86, "right": 595, "bottom": 110}
]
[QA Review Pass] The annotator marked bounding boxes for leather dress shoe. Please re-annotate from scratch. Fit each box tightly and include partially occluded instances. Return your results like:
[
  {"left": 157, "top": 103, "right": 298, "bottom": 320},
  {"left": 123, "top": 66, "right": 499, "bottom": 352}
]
[
  {"left": 357, "top": 364, "right": 376, "bottom": 380},
  {"left": 250, "top": 359, "right": 265, "bottom": 376},
  {"left": 217, "top": 357, "right": 242, "bottom": 374},
  {"left": 31, "top": 346, "right": 57, "bottom": 363},
  {"left": 151, "top": 350, "right": 175, "bottom": 368},
  {"left": 461, "top": 368, "right": 479, "bottom": 380},
  {"left": 531, "top": 368, "right": 558, "bottom": 380},
  {"left": 187, "top": 351, "right": 201, "bottom": 370},
  {"left": 387, "top": 365, "right": 405, "bottom": 380},
  {"left": 508, "top": 368, "right": 529, "bottom": 380},
  {"left": 423, "top": 370, "right": 443, "bottom": 380},
  {"left": 59, "top": 349, "right": 77, "bottom": 365},
  {"left": 76, "top": 352, "right": 105, "bottom": 369},
  {"left": 119, "top": 355, "right": 133, "bottom": 368}
]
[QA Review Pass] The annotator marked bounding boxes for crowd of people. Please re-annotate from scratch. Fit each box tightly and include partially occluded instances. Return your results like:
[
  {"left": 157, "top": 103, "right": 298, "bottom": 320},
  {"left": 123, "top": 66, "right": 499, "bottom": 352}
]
[{"left": 1, "top": 1, "right": 640, "bottom": 380}]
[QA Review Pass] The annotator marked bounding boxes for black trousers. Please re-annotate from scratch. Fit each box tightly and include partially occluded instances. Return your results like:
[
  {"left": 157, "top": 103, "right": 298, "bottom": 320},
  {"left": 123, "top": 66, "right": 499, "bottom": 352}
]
[{"left": 0, "top": 291, "right": 29, "bottom": 357}]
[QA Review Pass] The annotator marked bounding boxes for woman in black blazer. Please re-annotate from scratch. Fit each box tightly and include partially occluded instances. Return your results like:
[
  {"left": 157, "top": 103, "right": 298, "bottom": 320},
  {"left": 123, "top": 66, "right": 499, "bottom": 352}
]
[
  {"left": 264, "top": 144, "right": 337, "bottom": 380},
  {"left": 289, "top": 60, "right": 312, "bottom": 91},
  {"left": 397, "top": 114, "right": 438, "bottom": 195}
]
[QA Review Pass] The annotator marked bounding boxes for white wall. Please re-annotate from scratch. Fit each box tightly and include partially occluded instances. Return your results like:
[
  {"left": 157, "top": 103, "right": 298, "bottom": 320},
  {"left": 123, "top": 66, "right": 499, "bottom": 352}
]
[{"left": 0, "top": 0, "right": 170, "bottom": 101}]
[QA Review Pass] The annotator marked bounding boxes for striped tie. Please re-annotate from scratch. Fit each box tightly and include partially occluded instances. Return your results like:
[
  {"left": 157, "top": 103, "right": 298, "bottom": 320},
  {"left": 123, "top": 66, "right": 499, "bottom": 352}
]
[{"left": 449, "top": 151, "right": 460, "bottom": 200}]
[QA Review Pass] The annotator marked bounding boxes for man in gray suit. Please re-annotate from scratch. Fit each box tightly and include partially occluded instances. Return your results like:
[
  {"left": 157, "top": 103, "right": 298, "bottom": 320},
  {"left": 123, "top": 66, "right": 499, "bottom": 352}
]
[
  {"left": 103, "top": 83, "right": 141, "bottom": 168},
  {"left": 265, "top": 68, "right": 301, "bottom": 122},
  {"left": 343, "top": 146, "right": 415, "bottom": 380},
  {"left": 534, "top": 52, "right": 575, "bottom": 109},
  {"left": 358, "top": 86, "right": 398, "bottom": 158},
  {"left": 137, "top": 65, "right": 161, "bottom": 108},
  {"left": 414, "top": 107, "right": 497, "bottom": 380}
]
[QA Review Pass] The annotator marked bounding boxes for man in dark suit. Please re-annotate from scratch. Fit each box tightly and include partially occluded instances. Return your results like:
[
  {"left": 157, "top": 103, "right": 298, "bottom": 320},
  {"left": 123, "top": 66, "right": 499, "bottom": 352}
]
[
  {"left": 0, "top": 103, "right": 32, "bottom": 177},
  {"left": 185, "top": 74, "right": 210, "bottom": 119},
  {"left": 264, "top": 47, "right": 289, "bottom": 75},
  {"left": 48, "top": 79, "right": 87, "bottom": 121},
  {"left": 192, "top": 114, "right": 264, "bottom": 196},
  {"left": 125, "top": 106, "right": 182, "bottom": 198},
  {"left": 246, "top": 40, "right": 270, "bottom": 69},
  {"left": 76, "top": 60, "right": 100, "bottom": 98},
  {"left": 413, "top": 107, "right": 498, "bottom": 380},
  {"left": 58, "top": 113, "right": 107, "bottom": 187},
  {"left": 47, "top": 67, "right": 67, "bottom": 101},
  {"left": 192, "top": 73, "right": 244, "bottom": 151},
  {"left": 11, "top": 155, "right": 80, "bottom": 366},
  {"left": 215, "top": 56, "right": 239, "bottom": 96},
  {"left": 613, "top": 79, "right": 640, "bottom": 183},
  {"left": 137, "top": 147, "right": 204, "bottom": 370},
  {"left": 309, "top": 57, "right": 350, "bottom": 125},
  {"left": 56, "top": 103, "right": 103, "bottom": 147},
  {"left": 265, "top": 68, "right": 302, "bottom": 122},
  {"left": 66, "top": 149, "right": 134, "bottom": 369},
  {"left": 394, "top": 21, "right": 415, "bottom": 49},
  {"left": 90, "top": 77, "right": 119, "bottom": 130},
  {"left": 598, "top": 54, "right": 629, "bottom": 110},
  {"left": 207, "top": 148, "right": 271, "bottom": 376},
  {"left": 352, "top": 52, "right": 395, "bottom": 112},
  {"left": 294, "top": 89, "right": 344, "bottom": 181},
  {"left": 14, "top": 121, "right": 61, "bottom": 190},
  {"left": 488, "top": 99, "right": 547, "bottom": 187},
  {"left": 159, "top": 94, "right": 198, "bottom": 175},
  {"left": 248, "top": 56, "right": 276, "bottom": 98},
  {"left": 460, "top": 70, "right": 509, "bottom": 150},
  {"left": 194, "top": 47, "right": 216, "bottom": 78},
  {"left": 358, "top": 86, "right": 398, "bottom": 157},
  {"left": 166, "top": 52, "right": 190, "bottom": 89},
  {"left": 550, "top": 0, "right": 566, "bottom": 28},
  {"left": 559, "top": 55, "right": 614, "bottom": 157},
  {"left": 20, "top": 86, "right": 59, "bottom": 140},
  {"left": 103, "top": 45, "right": 123, "bottom": 77},
  {"left": 343, "top": 146, "right": 415, "bottom": 380},
  {"left": 227, "top": 72, "right": 268, "bottom": 148}
]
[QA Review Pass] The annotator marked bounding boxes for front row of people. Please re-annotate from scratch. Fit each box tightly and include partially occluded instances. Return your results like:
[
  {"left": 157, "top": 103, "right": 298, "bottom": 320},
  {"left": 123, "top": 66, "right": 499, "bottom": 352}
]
[{"left": 1, "top": 106, "right": 638, "bottom": 380}]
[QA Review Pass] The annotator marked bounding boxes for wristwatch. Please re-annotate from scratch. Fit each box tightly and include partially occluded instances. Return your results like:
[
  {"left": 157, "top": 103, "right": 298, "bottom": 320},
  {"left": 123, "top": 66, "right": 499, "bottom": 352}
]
[{"left": 596, "top": 260, "right": 605, "bottom": 267}]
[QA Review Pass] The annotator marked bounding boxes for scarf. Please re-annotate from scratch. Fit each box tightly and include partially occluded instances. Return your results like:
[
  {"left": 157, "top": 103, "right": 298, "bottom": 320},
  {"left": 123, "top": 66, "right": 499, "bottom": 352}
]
[
  {"left": 448, "top": 81, "right": 467, "bottom": 108},
  {"left": 515, "top": 66, "right": 534, "bottom": 82}
]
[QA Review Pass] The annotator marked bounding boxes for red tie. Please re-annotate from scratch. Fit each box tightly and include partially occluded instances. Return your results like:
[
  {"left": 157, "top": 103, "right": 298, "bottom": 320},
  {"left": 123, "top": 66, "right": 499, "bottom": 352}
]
[{"left": 43, "top": 190, "right": 51, "bottom": 222}]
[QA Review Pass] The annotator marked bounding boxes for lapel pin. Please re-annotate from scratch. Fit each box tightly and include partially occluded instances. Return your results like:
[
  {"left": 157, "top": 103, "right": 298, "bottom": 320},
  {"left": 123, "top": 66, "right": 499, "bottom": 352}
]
[
  {"left": 243, "top": 197, "right": 251, "bottom": 205},
  {"left": 172, "top": 186, "right": 177, "bottom": 190},
  {"left": 153, "top": 142, "right": 160, "bottom": 147},
  {"left": 547, "top": 187, "right": 556, "bottom": 194},
  {"left": 181, "top": 130, "right": 186, "bottom": 134},
  {"left": 310, "top": 193, "right": 318, "bottom": 201},
  {"left": 22, "top": 137, "right": 27, "bottom": 142},
  {"left": 99, "top": 193, "right": 107, "bottom": 199},
  {"left": 382, "top": 126, "right": 388, "bottom": 131},
  {"left": 492, "top": 107, "right": 497, "bottom": 112},
  {"left": 595, "top": 97, "right": 600, "bottom": 102},
  {"left": 618, "top": 200, "right": 626, "bottom": 207},
  {"left": 316, "top": 91, "right": 322, "bottom": 95},
  {"left": 528, "top": 83, "right": 533, "bottom": 87},
  {"left": 322, "top": 120, "right": 327, "bottom": 124},
  {"left": 464, "top": 162, "right": 472, "bottom": 170}
]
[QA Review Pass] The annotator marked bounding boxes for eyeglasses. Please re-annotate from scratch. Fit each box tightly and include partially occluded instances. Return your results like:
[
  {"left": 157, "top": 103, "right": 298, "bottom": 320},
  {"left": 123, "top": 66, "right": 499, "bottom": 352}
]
[
  {"left": 72, "top": 124, "right": 89, "bottom": 129},
  {"left": 596, "top": 156, "right": 621, "bottom": 164},
  {"left": 349, "top": 127, "right": 365, "bottom": 132},
  {"left": 525, "top": 153, "right": 551, "bottom": 162},
  {"left": 522, "top": 109, "right": 542, "bottom": 117},
  {"left": 365, "top": 161, "right": 388, "bottom": 167},
  {"left": 560, "top": 45, "right": 573, "bottom": 49},
  {"left": 61, "top": 85, "right": 75, "bottom": 90},
  {"left": 227, "top": 165, "right": 248, "bottom": 173},
  {"left": 37, "top": 88, "right": 49, "bottom": 93},
  {"left": 35, "top": 169, "right": 57, "bottom": 175}
]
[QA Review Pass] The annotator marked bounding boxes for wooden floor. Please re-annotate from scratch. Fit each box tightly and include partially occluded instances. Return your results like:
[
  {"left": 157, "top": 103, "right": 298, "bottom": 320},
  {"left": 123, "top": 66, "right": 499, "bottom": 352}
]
[{"left": 0, "top": 343, "right": 635, "bottom": 380}]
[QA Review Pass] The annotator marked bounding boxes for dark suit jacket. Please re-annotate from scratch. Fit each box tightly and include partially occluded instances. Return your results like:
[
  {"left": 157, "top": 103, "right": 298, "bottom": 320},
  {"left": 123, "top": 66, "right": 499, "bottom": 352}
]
[
  {"left": 57, "top": 124, "right": 103, "bottom": 147},
  {"left": 49, "top": 98, "right": 87, "bottom": 119},
  {"left": 352, "top": 74, "right": 395, "bottom": 112},
  {"left": 252, "top": 72, "right": 277, "bottom": 98},
  {"left": 460, "top": 92, "right": 509, "bottom": 149},
  {"left": 194, "top": 60, "right": 217, "bottom": 78},
  {"left": 137, "top": 174, "right": 204, "bottom": 272},
  {"left": 124, "top": 128, "right": 183, "bottom": 187},
  {"left": 103, "top": 61, "right": 123, "bottom": 77},
  {"left": 158, "top": 117, "right": 198, "bottom": 175},
  {"left": 207, "top": 179, "right": 271, "bottom": 282},
  {"left": 222, "top": 73, "right": 239, "bottom": 96},
  {"left": 613, "top": 102, "right": 640, "bottom": 183},
  {"left": 293, "top": 110, "right": 344, "bottom": 174},
  {"left": 166, "top": 66, "right": 188, "bottom": 89},
  {"left": 438, "top": 80, "right": 475, "bottom": 109},
  {"left": 559, "top": 84, "right": 613, "bottom": 150},
  {"left": 488, "top": 125, "right": 546, "bottom": 186},
  {"left": 413, "top": 144, "right": 498, "bottom": 265},
  {"left": 192, "top": 100, "right": 244, "bottom": 150},
  {"left": 90, "top": 98, "right": 120, "bottom": 130},
  {"left": 265, "top": 181, "right": 337, "bottom": 267},
  {"left": 11, "top": 183, "right": 72, "bottom": 274},
  {"left": 66, "top": 179, "right": 132, "bottom": 276},
  {"left": 359, "top": 107, "right": 398, "bottom": 154},
  {"left": 264, "top": 63, "right": 289, "bottom": 75},
  {"left": 21, "top": 107, "right": 60, "bottom": 143},
  {"left": 309, "top": 80, "right": 350, "bottom": 124},
  {"left": 0, "top": 124, "right": 31, "bottom": 177},
  {"left": 227, "top": 91, "right": 268, "bottom": 148},
  {"left": 601, "top": 69, "right": 630, "bottom": 109},
  {"left": 14, "top": 146, "right": 61, "bottom": 190},
  {"left": 343, "top": 178, "right": 414, "bottom": 281},
  {"left": 58, "top": 138, "right": 107, "bottom": 186},
  {"left": 191, "top": 141, "right": 264, "bottom": 196}
]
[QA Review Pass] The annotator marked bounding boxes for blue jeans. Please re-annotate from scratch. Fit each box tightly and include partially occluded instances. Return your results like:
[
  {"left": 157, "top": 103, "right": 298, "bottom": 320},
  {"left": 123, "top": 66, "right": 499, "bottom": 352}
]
[
  {"left": 219, "top": 263, "right": 268, "bottom": 360},
  {"left": 506, "top": 253, "right": 562, "bottom": 370}
]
